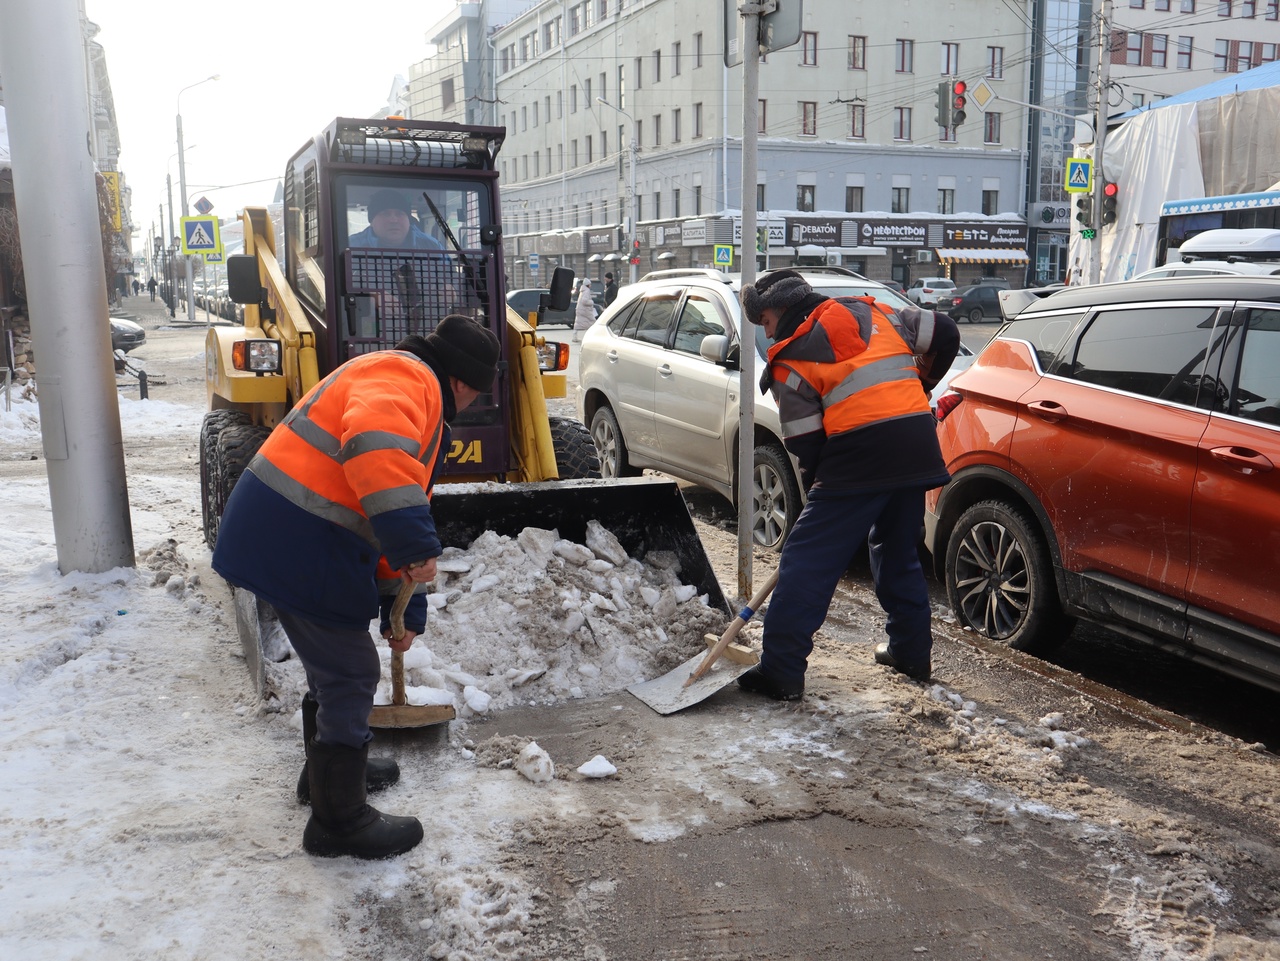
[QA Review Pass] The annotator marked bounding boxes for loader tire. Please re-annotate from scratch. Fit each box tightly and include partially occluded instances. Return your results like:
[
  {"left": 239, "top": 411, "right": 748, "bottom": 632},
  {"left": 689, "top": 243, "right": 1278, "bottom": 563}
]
[
  {"left": 201, "top": 409, "right": 251, "bottom": 547},
  {"left": 208, "top": 424, "right": 270, "bottom": 549},
  {"left": 549, "top": 416, "right": 601, "bottom": 480}
]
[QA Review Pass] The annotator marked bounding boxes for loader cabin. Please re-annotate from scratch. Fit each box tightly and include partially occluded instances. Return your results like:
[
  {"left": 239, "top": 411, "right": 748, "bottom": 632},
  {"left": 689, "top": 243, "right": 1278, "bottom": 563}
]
[{"left": 281, "top": 118, "right": 509, "bottom": 475}]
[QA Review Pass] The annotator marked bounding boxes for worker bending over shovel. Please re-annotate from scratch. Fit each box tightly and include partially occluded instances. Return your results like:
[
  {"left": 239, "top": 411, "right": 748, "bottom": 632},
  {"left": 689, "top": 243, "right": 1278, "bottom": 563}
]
[
  {"left": 213, "top": 315, "right": 500, "bottom": 859},
  {"left": 736, "top": 271, "right": 959, "bottom": 701}
]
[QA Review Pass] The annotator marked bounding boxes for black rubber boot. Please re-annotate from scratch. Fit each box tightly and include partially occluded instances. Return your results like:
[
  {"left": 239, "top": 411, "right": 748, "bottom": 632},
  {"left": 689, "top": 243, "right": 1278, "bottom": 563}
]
[
  {"left": 737, "top": 664, "right": 804, "bottom": 701},
  {"left": 296, "top": 693, "right": 399, "bottom": 804},
  {"left": 873, "top": 642, "right": 932, "bottom": 682},
  {"left": 302, "top": 738, "right": 424, "bottom": 860}
]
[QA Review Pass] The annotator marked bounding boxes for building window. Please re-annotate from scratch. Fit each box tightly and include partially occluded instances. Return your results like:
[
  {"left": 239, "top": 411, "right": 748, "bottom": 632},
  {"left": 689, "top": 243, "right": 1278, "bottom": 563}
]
[
  {"left": 802, "top": 31, "right": 818, "bottom": 65},
  {"left": 585, "top": 135, "right": 593, "bottom": 164},
  {"left": 600, "top": 72, "right": 607, "bottom": 102},
  {"left": 693, "top": 102, "right": 703, "bottom": 138},
  {"left": 694, "top": 185, "right": 702, "bottom": 215},
  {"left": 653, "top": 50, "right": 662, "bottom": 82},
  {"left": 521, "top": 106, "right": 528, "bottom": 130},
  {"left": 1178, "top": 36, "right": 1194, "bottom": 68},
  {"left": 635, "top": 57, "right": 643, "bottom": 87},
  {"left": 571, "top": 85, "right": 578, "bottom": 113},
  {"left": 618, "top": 65, "right": 626, "bottom": 109},
  {"left": 891, "top": 187, "right": 910, "bottom": 213},
  {"left": 1183, "top": 0, "right": 1196, "bottom": 9},
  {"left": 849, "top": 104, "right": 865, "bottom": 139},
  {"left": 636, "top": 118, "right": 643, "bottom": 146},
  {"left": 893, "top": 106, "right": 912, "bottom": 141},
  {"left": 801, "top": 101, "right": 817, "bottom": 136},
  {"left": 571, "top": 140, "right": 578, "bottom": 167},
  {"left": 756, "top": 184, "right": 766, "bottom": 211},
  {"left": 695, "top": 31, "right": 704, "bottom": 67},
  {"left": 987, "top": 46, "right": 1004, "bottom": 78},
  {"left": 1269, "top": 1, "right": 1279, "bottom": 19},
  {"left": 895, "top": 39, "right": 914, "bottom": 73},
  {"left": 673, "top": 41, "right": 681, "bottom": 75},
  {"left": 570, "top": 5, "right": 582, "bottom": 34},
  {"left": 937, "top": 189, "right": 955, "bottom": 214},
  {"left": 1219, "top": 0, "right": 1232, "bottom": 14},
  {"left": 1237, "top": 40, "right": 1254, "bottom": 71},
  {"left": 1215, "top": 38, "right": 1230, "bottom": 71},
  {"left": 1133, "top": 93, "right": 1146, "bottom": 107},
  {"left": 758, "top": 99, "right": 767, "bottom": 133},
  {"left": 797, "top": 184, "right": 816, "bottom": 211},
  {"left": 441, "top": 77, "right": 455, "bottom": 111},
  {"left": 984, "top": 111, "right": 1002, "bottom": 144},
  {"left": 653, "top": 114, "right": 661, "bottom": 146},
  {"left": 673, "top": 188, "right": 681, "bottom": 217},
  {"left": 1151, "top": 34, "right": 1168, "bottom": 67},
  {"left": 584, "top": 77, "right": 592, "bottom": 105},
  {"left": 653, "top": 192, "right": 661, "bottom": 219},
  {"left": 942, "top": 42, "right": 960, "bottom": 75},
  {"left": 1242, "top": 0, "right": 1256, "bottom": 12},
  {"left": 1127, "top": 32, "right": 1143, "bottom": 65},
  {"left": 601, "top": 129, "right": 608, "bottom": 158},
  {"left": 673, "top": 108, "right": 682, "bottom": 142},
  {"left": 1264, "top": 42, "right": 1279, "bottom": 61},
  {"left": 982, "top": 189, "right": 998, "bottom": 215},
  {"left": 848, "top": 35, "right": 866, "bottom": 70},
  {"left": 1131, "top": 0, "right": 1145, "bottom": 7},
  {"left": 1156, "top": 0, "right": 1171, "bottom": 8},
  {"left": 845, "top": 186, "right": 863, "bottom": 212}
]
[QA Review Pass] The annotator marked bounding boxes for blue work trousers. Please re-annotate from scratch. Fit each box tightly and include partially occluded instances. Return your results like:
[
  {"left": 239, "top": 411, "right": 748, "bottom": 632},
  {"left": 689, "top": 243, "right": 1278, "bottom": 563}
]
[
  {"left": 276, "top": 609, "right": 381, "bottom": 749},
  {"left": 759, "top": 486, "right": 934, "bottom": 686}
]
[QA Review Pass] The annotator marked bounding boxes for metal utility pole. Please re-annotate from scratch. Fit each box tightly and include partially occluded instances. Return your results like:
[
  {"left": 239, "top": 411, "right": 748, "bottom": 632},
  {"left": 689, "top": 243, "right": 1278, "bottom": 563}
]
[
  {"left": 597, "top": 97, "right": 640, "bottom": 284},
  {"left": 1089, "top": 0, "right": 1112, "bottom": 285},
  {"left": 166, "top": 174, "right": 177, "bottom": 316},
  {"left": 0, "top": 0, "right": 134, "bottom": 573},
  {"left": 736, "top": 0, "right": 770, "bottom": 600},
  {"left": 176, "top": 75, "right": 219, "bottom": 322}
]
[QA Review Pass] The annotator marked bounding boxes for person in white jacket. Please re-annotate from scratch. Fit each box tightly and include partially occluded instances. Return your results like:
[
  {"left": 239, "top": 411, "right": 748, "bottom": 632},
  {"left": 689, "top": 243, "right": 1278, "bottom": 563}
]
[{"left": 573, "top": 278, "right": 597, "bottom": 342}]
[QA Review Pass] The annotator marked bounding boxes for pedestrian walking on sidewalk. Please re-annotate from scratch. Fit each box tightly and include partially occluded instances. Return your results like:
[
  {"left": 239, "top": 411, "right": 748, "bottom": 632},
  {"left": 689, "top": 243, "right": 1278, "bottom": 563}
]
[{"left": 147, "top": 277, "right": 157, "bottom": 301}]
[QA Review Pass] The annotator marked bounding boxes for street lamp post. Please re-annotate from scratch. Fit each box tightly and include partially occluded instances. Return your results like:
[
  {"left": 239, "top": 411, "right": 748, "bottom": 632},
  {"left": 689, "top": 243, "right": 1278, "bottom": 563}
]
[
  {"left": 176, "top": 74, "right": 219, "bottom": 322},
  {"left": 597, "top": 97, "right": 639, "bottom": 285}
]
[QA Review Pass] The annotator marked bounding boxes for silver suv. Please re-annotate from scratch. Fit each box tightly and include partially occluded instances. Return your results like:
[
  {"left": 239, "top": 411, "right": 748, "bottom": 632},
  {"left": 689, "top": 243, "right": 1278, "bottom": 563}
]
[{"left": 576, "top": 268, "right": 915, "bottom": 549}]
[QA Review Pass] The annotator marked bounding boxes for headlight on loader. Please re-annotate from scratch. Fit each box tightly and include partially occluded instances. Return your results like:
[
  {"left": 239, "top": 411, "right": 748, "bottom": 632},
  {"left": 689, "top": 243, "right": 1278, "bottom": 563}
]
[
  {"left": 232, "top": 339, "right": 282, "bottom": 374},
  {"left": 536, "top": 340, "right": 571, "bottom": 373}
]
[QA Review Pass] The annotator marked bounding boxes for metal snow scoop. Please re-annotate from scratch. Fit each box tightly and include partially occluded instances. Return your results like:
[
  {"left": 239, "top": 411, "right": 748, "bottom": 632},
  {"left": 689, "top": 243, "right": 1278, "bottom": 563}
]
[
  {"left": 627, "top": 568, "right": 778, "bottom": 715},
  {"left": 368, "top": 579, "right": 456, "bottom": 730}
]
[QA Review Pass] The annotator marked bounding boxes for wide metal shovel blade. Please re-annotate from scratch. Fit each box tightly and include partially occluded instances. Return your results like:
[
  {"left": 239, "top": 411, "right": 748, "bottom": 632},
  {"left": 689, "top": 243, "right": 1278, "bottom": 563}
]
[{"left": 627, "top": 640, "right": 759, "bottom": 715}]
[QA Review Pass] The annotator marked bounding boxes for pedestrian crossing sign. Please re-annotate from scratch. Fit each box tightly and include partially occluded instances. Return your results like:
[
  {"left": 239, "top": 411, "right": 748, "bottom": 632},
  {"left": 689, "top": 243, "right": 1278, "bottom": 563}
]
[
  {"left": 714, "top": 244, "right": 733, "bottom": 267},
  {"left": 1065, "top": 158, "right": 1093, "bottom": 193},
  {"left": 181, "top": 215, "right": 223, "bottom": 256}
]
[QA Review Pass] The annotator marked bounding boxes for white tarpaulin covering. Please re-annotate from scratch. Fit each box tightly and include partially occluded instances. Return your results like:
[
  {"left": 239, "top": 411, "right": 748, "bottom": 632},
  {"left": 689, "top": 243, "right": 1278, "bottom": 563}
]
[
  {"left": 1069, "top": 83, "right": 1280, "bottom": 283},
  {"left": 0, "top": 106, "right": 10, "bottom": 168}
]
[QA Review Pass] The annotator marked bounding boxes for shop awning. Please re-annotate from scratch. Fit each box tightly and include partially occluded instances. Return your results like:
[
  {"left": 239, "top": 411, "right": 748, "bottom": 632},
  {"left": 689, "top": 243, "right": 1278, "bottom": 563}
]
[{"left": 936, "top": 248, "right": 1030, "bottom": 265}]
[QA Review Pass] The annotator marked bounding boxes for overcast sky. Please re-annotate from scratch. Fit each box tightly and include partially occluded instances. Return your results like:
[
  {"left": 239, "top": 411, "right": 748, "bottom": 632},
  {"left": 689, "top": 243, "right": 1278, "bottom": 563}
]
[{"left": 84, "top": 0, "right": 457, "bottom": 254}]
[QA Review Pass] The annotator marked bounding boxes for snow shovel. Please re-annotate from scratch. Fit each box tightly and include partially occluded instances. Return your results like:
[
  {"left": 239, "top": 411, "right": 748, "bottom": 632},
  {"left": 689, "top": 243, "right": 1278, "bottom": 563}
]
[
  {"left": 627, "top": 568, "right": 778, "bottom": 715},
  {"left": 368, "top": 579, "right": 456, "bottom": 730}
]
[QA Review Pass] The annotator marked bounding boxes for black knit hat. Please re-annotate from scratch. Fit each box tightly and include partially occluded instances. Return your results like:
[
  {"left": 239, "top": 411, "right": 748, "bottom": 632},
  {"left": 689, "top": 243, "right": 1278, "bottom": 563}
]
[
  {"left": 425, "top": 315, "right": 501, "bottom": 392},
  {"left": 740, "top": 269, "right": 814, "bottom": 326},
  {"left": 368, "top": 188, "right": 411, "bottom": 219}
]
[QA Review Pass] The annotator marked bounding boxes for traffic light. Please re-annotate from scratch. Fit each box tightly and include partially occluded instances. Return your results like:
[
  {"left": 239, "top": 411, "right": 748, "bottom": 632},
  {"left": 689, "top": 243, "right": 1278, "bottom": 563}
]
[
  {"left": 1101, "top": 181, "right": 1119, "bottom": 225},
  {"left": 1074, "top": 194, "right": 1093, "bottom": 226},
  {"left": 951, "top": 80, "right": 968, "bottom": 127},
  {"left": 630, "top": 238, "right": 640, "bottom": 266},
  {"left": 935, "top": 81, "right": 951, "bottom": 128}
]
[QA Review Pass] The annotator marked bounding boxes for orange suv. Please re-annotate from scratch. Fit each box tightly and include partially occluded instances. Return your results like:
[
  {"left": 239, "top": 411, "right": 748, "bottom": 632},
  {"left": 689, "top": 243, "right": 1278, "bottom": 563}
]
[{"left": 925, "top": 276, "right": 1280, "bottom": 692}]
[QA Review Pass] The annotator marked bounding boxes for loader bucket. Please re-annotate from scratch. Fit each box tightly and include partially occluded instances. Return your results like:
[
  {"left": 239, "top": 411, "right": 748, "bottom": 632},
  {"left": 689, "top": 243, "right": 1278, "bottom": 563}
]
[{"left": 430, "top": 477, "right": 731, "bottom": 616}]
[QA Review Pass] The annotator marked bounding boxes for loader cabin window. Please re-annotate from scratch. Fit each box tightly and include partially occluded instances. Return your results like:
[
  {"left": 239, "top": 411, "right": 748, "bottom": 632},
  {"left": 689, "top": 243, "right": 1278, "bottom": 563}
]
[{"left": 337, "top": 177, "right": 493, "bottom": 354}]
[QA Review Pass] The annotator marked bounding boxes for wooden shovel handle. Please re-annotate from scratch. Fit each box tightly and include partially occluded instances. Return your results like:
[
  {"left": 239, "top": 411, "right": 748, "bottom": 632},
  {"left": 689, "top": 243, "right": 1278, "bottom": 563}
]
[
  {"left": 685, "top": 568, "right": 780, "bottom": 686},
  {"left": 389, "top": 579, "right": 416, "bottom": 707}
]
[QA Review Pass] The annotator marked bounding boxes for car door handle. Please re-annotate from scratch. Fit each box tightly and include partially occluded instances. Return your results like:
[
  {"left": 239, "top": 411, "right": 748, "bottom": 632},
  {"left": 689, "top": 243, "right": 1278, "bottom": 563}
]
[
  {"left": 1026, "top": 399, "right": 1068, "bottom": 422},
  {"left": 657, "top": 364, "right": 673, "bottom": 377},
  {"left": 1209, "top": 446, "right": 1274, "bottom": 473},
  {"left": 606, "top": 349, "right": 619, "bottom": 363}
]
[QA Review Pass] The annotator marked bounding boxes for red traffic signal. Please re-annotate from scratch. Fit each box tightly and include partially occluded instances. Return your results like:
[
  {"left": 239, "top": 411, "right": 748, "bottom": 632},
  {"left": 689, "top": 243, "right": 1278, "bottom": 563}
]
[
  {"left": 1101, "top": 181, "right": 1119, "bottom": 225},
  {"left": 951, "top": 80, "right": 968, "bottom": 126}
]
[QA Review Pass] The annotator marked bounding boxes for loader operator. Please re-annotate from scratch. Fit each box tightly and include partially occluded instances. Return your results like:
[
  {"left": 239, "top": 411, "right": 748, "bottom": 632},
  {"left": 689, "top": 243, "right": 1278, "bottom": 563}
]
[
  {"left": 212, "top": 315, "right": 500, "bottom": 860},
  {"left": 734, "top": 270, "right": 959, "bottom": 701},
  {"left": 348, "top": 188, "right": 444, "bottom": 250}
]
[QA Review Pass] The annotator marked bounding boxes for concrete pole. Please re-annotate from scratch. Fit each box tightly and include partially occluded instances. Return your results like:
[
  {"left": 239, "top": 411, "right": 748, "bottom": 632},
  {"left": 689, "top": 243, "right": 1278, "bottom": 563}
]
[
  {"left": 736, "top": 3, "right": 763, "bottom": 600},
  {"left": 0, "top": 0, "right": 134, "bottom": 573},
  {"left": 166, "top": 174, "right": 177, "bottom": 317},
  {"left": 177, "top": 112, "right": 195, "bottom": 322}
]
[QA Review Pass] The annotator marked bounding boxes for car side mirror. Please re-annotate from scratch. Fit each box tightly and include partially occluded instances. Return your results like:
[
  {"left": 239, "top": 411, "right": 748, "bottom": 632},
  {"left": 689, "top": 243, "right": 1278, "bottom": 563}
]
[
  {"left": 226, "top": 255, "right": 263, "bottom": 305},
  {"left": 546, "top": 266, "right": 574, "bottom": 311},
  {"left": 700, "top": 334, "right": 736, "bottom": 368}
]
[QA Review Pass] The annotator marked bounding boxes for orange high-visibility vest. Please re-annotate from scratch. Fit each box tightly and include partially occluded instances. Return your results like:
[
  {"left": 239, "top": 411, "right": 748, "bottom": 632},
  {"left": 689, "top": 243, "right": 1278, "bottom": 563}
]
[{"left": 766, "top": 298, "right": 931, "bottom": 440}]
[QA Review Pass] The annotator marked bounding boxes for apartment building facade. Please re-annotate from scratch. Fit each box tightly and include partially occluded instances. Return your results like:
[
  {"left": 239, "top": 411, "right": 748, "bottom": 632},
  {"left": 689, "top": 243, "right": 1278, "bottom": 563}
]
[{"left": 411, "top": 0, "right": 1033, "bottom": 289}]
